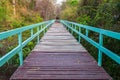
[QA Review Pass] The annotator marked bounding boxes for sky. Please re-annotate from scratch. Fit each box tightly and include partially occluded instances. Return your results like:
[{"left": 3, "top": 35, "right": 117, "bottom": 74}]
[{"left": 56, "top": 0, "right": 64, "bottom": 4}]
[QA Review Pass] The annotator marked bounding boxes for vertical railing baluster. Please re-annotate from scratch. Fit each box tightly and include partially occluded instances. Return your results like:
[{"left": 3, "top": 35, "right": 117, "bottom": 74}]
[
  {"left": 66, "top": 22, "right": 68, "bottom": 26},
  {"left": 44, "top": 24, "right": 45, "bottom": 35},
  {"left": 70, "top": 24, "right": 72, "bottom": 33},
  {"left": 66, "top": 22, "right": 68, "bottom": 29},
  {"left": 41, "top": 25, "right": 42, "bottom": 30},
  {"left": 68, "top": 23, "right": 70, "bottom": 30},
  {"left": 78, "top": 26, "right": 81, "bottom": 43},
  {"left": 18, "top": 32, "right": 23, "bottom": 66},
  {"left": 40, "top": 25, "right": 42, "bottom": 38},
  {"left": 31, "top": 28, "right": 33, "bottom": 36},
  {"left": 72, "top": 24, "right": 73, "bottom": 35},
  {"left": 75, "top": 25, "right": 77, "bottom": 30},
  {"left": 98, "top": 33, "right": 103, "bottom": 66},
  {"left": 66, "top": 23, "right": 68, "bottom": 30},
  {"left": 75, "top": 25, "right": 77, "bottom": 37},
  {"left": 37, "top": 26, "right": 40, "bottom": 44},
  {"left": 67, "top": 23, "right": 69, "bottom": 31},
  {"left": 67, "top": 23, "right": 70, "bottom": 31},
  {"left": 86, "top": 29, "right": 89, "bottom": 37}
]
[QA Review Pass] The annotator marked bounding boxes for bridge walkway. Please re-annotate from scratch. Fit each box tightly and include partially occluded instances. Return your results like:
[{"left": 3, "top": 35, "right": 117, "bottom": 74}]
[{"left": 10, "top": 23, "right": 111, "bottom": 80}]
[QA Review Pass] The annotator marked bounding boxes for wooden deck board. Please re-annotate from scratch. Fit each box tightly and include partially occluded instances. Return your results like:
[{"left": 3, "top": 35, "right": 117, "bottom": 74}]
[{"left": 10, "top": 23, "right": 112, "bottom": 80}]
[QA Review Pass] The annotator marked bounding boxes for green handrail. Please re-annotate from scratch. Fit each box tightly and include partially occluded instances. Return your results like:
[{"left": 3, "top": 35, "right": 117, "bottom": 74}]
[
  {"left": 61, "top": 20, "right": 120, "bottom": 66},
  {"left": 0, "top": 20, "right": 55, "bottom": 67}
]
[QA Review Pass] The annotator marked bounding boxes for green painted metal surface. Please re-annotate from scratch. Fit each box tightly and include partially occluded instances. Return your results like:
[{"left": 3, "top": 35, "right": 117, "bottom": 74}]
[
  {"left": 98, "top": 33, "right": 103, "bottom": 66},
  {"left": 61, "top": 20, "right": 120, "bottom": 66},
  {"left": 0, "top": 19, "right": 119, "bottom": 67},
  {"left": 0, "top": 20, "right": 55, "bottom": 67}
]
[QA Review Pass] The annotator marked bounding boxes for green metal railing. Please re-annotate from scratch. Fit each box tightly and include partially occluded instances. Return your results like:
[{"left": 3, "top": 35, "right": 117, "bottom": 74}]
[
  {"left": 61, "top": 20, "right": 120, "bottom": 66},
  {"left": 0, "top": 19, "right": 119, "bottom": 67},
  {"left": 0, "top": 20, "right": 55, "bottom": 67}
]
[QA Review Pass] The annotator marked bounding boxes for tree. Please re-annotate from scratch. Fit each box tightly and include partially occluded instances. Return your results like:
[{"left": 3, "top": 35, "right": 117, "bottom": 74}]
[
  {"left": 60, "top": 0, "right": 79, "bottom": 21},
  {"left": 35, "top": 0, "right": 56, "bottom": 20},
  {"left": 60, "top": 0, "right": 120, "bottom": 79}
]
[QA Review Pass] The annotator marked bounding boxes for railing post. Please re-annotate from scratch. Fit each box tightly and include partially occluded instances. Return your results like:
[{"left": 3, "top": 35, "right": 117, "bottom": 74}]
[
  {"left": 75, "top": 25, "right": 77, "bottom": 30},
  {"left": 66, "top": 22, "right": 68, "bottom": 30},
  {"left": 67, "top": 23, "right": 69, "bottom": 31},
  {"left": 37, "top": 26, "right": 40, "bottom": 44},
  {"left": 86, "top": 29, "right": 89, "bottom": 37},
  {"left": 41, "top": 25, "right": 42, "bottom": 29},
  {"left": 18, "top": 32, "right": 23, "bottom": 66},
  {"left": 31, "top": 28, "right": 33, "bottom": 36},
  {"left": 71, "top": 24, "right": 74, "bottom": 35},
  {"left": 70, "top": 24, "right": 72, "bottom": 33},
  {"left": 98, "top": 33, "right": 103, "bottom": 66},
  {"left": 78, "top": 27, "right": 81, "bottom": 43},
  {"left": 44, "top": 24, "right": 45, "bottom": 35}
]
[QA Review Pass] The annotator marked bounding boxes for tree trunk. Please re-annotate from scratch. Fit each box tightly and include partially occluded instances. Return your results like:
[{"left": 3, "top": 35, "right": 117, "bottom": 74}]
[{"left": 13, "top": 0, "right": 16, "bottom": 16}]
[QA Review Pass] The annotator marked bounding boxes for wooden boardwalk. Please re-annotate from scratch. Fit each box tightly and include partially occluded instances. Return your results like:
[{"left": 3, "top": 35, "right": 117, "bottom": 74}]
[{"left": 10, "top": 23, "right": 112, "bottom": 80}]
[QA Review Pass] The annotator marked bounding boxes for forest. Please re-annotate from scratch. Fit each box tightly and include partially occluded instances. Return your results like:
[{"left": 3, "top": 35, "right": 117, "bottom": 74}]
[
  {"left": 60, "top": 0, "right": 120, "bottom": 80},
  {"left": 0, "top": 0, "right": 120, "bottom": 80}
]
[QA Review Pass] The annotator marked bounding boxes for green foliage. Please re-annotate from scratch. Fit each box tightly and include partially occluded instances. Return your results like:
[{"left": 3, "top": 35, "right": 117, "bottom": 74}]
[
  {"left": 0, "top": 7, "right": 5, "bottom": 21},
  {"left": 61, "top": 0, "right": 120, "bottom": 79},
  {"left": 28, "top": 42, "right": 34, "bottom": 49},
  {"left": 69, "top": 0, "right": 79, "bottom": 6},
  {"left": 61, "top": 3, "right": 78, "bottom": 21},
  {"left": 23, "top": 42, "right": 34, "bottom": 58},
  {"left": 61, "top": 0, "right": 79, "bottom": 21},
  {"left": 77, "top": 14, "right": 91, "bottom": 25},
  {"left": 10, "top": 19, "right": 24, "bottom": 28},
  {"left": 0, "top": 0, "right": 44, "bottom": 80},
  {"left": 94, "top": 3, "right": 113, "bottom": 27},
  {"left": 0, "top": 0, "right": 13, "bottom": 27},
  {"left": 0, "top": 0, "right": 43, "bottom": 32},
  {"left": 31, "top": 14, "right": 43, "bottom": 23}
]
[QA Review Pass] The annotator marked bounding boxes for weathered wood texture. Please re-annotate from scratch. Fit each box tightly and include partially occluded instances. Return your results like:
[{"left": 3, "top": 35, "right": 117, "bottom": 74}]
[{"left": 10, "top": 23, "right": 112, "bottom": 80}]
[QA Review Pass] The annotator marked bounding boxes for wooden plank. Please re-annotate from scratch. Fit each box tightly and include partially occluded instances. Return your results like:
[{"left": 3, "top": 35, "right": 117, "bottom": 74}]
[
  {"left": 11, "top": 75, "right": 111, "bottom": 80},
  {"left": 10, "top": 52, "right": 111, "bottom": 80},
  {"left": 39, "top": 41, "right": 79, "bottom": 45},
  {"left": 45, "top": 33, "right": 71, "bottom": 36},
  {"left": 10, "top": 23, "right": 112, "bottom": 80},
  {"left": 33, "top": 45, "right": 87, "bottom": 53},
  {"left": 40, "top": 39, "right": 77, "bottom": 42},
  {"left": 41, "top": 36, "right": 75, "bottom": 40}
]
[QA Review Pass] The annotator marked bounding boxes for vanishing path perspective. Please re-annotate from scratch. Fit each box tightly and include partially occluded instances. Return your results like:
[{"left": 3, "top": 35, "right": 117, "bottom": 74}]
[{"left": 10, "top": 23, "right": 112, "bottom": 80}]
